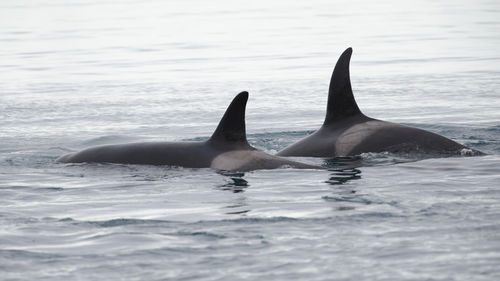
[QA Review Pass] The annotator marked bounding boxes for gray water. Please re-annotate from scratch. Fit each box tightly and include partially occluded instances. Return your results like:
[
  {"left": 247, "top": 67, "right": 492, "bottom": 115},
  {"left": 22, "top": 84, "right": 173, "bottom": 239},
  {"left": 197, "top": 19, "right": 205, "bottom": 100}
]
[{"left": 1, "top": 0, "right": 500, "bottom": 280}]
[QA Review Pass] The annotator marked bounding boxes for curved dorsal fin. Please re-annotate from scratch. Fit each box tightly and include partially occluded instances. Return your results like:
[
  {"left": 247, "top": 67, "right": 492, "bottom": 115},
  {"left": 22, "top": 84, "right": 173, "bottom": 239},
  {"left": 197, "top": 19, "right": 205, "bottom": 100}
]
[
  {"left": 323, "top": 47, "right": 363, "bottom": 125},
  {"left": 209, "top": 91, "right": 250, "bottom": 145}
]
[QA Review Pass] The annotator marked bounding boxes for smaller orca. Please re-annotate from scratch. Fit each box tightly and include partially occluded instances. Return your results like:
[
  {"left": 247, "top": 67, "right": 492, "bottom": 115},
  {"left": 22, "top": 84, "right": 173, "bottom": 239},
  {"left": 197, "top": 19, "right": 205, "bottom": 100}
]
[
  {"left": 58, "top": 92, "right": 321, "bottom": 172},
  {"left": 277, "top": 48, "right": 483, "bottom": 158}
]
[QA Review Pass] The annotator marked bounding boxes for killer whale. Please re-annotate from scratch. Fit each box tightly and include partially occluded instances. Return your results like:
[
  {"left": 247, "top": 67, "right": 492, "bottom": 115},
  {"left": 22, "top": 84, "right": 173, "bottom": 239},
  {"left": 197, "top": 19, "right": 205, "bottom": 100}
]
[
  {"left": 58, "top": 92, "right": 320, "bottom": 171},
  {"left": 277, "top": 48, "right": 483, "bottom": 158}
]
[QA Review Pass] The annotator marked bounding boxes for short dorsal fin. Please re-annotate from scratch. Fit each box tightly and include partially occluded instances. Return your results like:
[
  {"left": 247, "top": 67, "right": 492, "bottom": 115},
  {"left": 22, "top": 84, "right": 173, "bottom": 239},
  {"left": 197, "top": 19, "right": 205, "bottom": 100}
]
[
  {"left": 209, "top": 91, "right": 250, "bottom": 145},
  {"left": 323, "top": 47, "right": 363, "bottom": 125}
]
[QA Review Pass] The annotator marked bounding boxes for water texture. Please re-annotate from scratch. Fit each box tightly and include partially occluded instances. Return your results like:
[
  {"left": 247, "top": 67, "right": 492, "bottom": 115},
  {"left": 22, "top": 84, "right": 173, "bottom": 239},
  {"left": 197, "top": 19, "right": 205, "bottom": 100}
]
[{"left": 1, "top": 0, "right": 500, "bottom": 280}]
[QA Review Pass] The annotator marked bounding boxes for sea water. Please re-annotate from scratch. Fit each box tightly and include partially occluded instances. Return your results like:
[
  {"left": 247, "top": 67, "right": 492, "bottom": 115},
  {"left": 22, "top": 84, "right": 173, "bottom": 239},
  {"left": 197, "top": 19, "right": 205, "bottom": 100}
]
[{"left": 1, "top": 0, "right": 500, "bottom": 280}]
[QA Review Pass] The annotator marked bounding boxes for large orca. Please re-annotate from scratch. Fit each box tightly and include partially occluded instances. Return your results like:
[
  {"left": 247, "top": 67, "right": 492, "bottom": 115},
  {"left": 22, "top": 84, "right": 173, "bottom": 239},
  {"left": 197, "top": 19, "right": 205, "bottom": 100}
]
[
  {"left": 277, "top": 48, "right": 483, "bottom": 157},
  {"left": 58, "top": 92, "right": 320, "bottom": 171}
]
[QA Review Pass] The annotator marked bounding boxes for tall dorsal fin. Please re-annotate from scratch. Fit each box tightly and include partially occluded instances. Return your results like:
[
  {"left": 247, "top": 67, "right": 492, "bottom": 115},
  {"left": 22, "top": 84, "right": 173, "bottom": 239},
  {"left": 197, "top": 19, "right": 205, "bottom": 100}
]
[
  {"left": 209, "top": 91, "right": 250, "bottom": 145},
  {"left": 323, "top": 47, "right": 363, "bottom": 125}
]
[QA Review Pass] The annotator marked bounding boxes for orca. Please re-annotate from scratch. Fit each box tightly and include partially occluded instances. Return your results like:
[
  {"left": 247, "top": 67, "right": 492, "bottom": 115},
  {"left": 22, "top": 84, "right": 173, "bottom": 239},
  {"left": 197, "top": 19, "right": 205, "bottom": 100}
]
[
  {"left": 277, "top": 48, "right": 483, "bottom": 158},
  {"left": 58, "top": 92, "right": 320, "bottom": 171}
]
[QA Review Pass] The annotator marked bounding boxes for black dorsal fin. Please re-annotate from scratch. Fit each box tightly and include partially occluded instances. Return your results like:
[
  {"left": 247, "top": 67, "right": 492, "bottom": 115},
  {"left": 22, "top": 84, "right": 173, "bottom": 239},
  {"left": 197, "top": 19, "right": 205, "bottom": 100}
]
[
  {"left": 323, "top": 47, "right": 363, "bottom": 125},
  {"left": 209, "top": 91, "right": 250, "bottom": 145}
]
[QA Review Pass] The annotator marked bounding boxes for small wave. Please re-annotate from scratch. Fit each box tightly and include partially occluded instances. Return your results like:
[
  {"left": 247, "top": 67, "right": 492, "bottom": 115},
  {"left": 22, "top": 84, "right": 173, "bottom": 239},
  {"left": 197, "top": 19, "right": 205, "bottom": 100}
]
[
  {"left": 182, "top": 136, "right": 209, "bottom": 142},
  {"left": 460, "top": 148, "right": 476, "bottom": 156},
  {"left": 0, "top": 249, "right": 63, "bottom": 259},
  {"left": 175, "top": 231, "right": 227, "bottom": 239},
  {"left": 48, "top": 146, "right": 73, "bottom": 153},
  {"left": 199, "top": 216, "right": 299, "bottom": 225},
  {"left": 359, "top": 152, "right": 422, "bottom": 166},
  {"left": 358, "top": 149, "right": 485, "bottom": 166},
  {"left": 484, "top": 124, "right": 500, "bottom": 133},
  {"left": 349, "top": 212, "right": 405, "bottom": 220},
  {"left": 81, "top": 135, "right": 141, "bottom": 146},
  {"left": 322, "top": 195, "right": 374, "bottom": 205},
  {"left": 35, "top": 187, "right": 64, "bottom": 192},
  {"left": 322, "top": 153, "right": 419, "bottom": 168},
  {"left": 81, "top": 218, "right": 174, "bottom": 228},
  {"left": 247, "top": 131, "right": 315, "bottom": 152},
  {"left": 225, "top": 209, "right": 251, "bottom": 215}
]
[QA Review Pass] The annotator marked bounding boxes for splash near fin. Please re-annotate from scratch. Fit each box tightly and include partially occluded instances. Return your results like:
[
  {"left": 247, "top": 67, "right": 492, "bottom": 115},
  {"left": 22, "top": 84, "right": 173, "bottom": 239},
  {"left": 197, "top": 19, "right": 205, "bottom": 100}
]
[
  {"left": 209, "top": 91, "right": 249, "bottom": 144},
  {"left": 323, "top": 47, "right": 363, "bottom": 125}
]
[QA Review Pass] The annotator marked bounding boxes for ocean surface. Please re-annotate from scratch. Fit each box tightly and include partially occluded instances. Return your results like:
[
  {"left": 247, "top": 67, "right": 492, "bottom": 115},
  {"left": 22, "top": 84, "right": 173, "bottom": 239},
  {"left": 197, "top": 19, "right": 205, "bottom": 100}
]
[{"left": 1, "top": 0, "right": 500, "bottom": 280}]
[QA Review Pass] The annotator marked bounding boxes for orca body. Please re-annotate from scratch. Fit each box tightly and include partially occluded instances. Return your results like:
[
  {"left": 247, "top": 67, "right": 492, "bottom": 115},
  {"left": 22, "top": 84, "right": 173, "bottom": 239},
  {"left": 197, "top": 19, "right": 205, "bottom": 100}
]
[
  {"left": 277, "top": 48, "right": 482, "bottom": 157},
  {"left": 58, "top": 92, "right": 320, "bottom": 171}
]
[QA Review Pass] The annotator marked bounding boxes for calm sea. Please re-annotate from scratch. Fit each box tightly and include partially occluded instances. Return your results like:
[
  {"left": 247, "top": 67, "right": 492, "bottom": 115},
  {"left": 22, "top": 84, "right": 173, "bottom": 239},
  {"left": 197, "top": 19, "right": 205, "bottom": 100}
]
[{"left": 1, "top": 0, "right": 499, "bottom": 280}]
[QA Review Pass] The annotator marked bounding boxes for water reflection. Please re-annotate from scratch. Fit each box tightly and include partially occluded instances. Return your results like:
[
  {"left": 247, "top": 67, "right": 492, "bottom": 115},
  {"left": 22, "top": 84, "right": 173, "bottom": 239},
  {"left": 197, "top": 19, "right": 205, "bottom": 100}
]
[
  {"left": 217, "top": 171, "right": 250, "bottom": 215},
  {"left": 325, "top": 168, "right": 362, "bottom": 185},
  {"left": 324, "top": 169, "right": 365, "bottom": 211},
  {"left": 324, "top": 156, "right": 363, "bottom": 169},
  {"left": 323, "top": 156, "right": 363, "bottom": 186},
  {"left": 322, "top": 158, "right": 364, "bottom": 210},
  {"left": 217, "top": 171, "right": 249, "bottom": 193}
]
